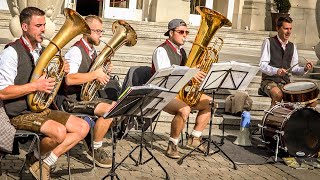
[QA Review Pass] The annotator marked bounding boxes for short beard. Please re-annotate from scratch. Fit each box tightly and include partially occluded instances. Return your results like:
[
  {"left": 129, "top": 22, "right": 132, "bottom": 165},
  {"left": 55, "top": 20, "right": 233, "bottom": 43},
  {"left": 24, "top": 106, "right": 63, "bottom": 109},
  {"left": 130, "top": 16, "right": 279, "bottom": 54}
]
[{"left": 87, "top": 37, "right": 100, "bottom": 46}]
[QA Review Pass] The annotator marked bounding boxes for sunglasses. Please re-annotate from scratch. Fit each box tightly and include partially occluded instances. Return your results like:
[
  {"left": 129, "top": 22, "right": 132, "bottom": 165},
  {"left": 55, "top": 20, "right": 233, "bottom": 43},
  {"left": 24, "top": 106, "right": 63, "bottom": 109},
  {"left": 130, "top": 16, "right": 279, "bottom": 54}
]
[{"left": 173, "top": 30, "right": 190, "bottom": 35}]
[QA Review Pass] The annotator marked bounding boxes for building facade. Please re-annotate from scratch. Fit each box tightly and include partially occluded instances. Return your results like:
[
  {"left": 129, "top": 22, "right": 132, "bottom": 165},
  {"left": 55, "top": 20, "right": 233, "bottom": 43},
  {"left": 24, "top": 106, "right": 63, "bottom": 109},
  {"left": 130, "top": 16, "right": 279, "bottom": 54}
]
[{"left": 1, "top": 0, "right": 318, "bottom": 49}]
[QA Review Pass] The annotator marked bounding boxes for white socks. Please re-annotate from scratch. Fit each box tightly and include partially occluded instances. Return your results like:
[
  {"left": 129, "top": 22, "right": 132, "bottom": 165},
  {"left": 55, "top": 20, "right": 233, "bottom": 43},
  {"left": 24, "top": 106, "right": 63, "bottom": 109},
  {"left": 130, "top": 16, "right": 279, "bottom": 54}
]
[
  {"left": 93, "top": 141, "right": 103, "bottom": 150},
  {"left": 191, "top": 130, "right": 202, "bottom": 138},
  {"left": 43, "top": 152, "right": 58, "bottom": 167},
  {"left": 169, "top": 137, "right": 179, "bottom": 145}
]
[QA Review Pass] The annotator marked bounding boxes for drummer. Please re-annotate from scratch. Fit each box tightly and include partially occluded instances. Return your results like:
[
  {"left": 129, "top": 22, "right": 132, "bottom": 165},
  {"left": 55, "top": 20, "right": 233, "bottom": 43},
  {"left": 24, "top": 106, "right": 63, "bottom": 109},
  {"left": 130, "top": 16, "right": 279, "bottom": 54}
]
[{"left": 259, "top": 16, "right": 313, "bottom": 106}]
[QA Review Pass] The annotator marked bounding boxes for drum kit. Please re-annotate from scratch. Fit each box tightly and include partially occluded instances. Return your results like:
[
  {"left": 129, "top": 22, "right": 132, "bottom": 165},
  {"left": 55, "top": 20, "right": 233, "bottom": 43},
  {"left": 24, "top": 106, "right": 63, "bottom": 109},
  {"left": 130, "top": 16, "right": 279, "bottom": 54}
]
[{"left": 260, "top": 81, "right": 320, "bottom": 159}]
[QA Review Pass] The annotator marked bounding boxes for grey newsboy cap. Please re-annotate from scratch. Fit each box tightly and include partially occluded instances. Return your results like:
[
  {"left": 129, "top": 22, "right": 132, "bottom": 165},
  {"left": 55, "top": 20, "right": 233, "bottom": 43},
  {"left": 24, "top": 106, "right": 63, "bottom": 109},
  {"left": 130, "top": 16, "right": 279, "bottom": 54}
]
[{"left": 164, "top": 19, "right": 187, "bottom": 36}]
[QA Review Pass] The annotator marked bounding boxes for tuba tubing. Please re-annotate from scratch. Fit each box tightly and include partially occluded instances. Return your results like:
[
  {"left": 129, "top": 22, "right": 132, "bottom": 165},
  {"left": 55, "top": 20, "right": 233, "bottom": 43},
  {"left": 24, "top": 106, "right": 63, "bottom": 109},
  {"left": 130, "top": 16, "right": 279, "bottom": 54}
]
[
  {"left": 80, "top": 20, "right": 137, "bottom": 101},
  {"left": 27, "top": 8, "right": 91, "bottom": 112},
  {"left": 178, "top": 6, "right": 232, "bottom": 107}
]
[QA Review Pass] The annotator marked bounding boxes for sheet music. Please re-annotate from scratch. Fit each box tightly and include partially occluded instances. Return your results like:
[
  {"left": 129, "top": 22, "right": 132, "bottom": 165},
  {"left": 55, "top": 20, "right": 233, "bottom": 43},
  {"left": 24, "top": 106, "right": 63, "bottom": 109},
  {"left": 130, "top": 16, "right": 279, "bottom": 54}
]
[
  {"left": 146, "top": 65, "right": 198, "bottom": 93},
  {"left": 200, "top": 61, "right": 259, "bottom": 90},
  {"left": 104, "top": 84, "right": 176, "bottom": 119}
]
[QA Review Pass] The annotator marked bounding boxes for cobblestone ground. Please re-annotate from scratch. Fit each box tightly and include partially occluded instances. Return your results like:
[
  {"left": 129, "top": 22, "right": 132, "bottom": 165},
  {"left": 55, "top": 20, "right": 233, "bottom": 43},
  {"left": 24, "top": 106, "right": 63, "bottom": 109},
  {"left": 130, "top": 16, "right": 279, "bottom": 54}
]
[{"left": 1, "top": 129, "right": 320, "bottom": 180}]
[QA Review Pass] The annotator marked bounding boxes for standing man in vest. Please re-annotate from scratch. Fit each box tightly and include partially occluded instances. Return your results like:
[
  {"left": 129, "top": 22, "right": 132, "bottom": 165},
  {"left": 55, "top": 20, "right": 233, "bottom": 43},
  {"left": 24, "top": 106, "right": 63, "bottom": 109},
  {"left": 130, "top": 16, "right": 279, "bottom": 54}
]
[
  {"left": 62, "top": 15, "right": 114, "bottom": 168},
  {"left": 259, "top": 17, "right": 313, "bottom": 106},
  {"left": 0, "top": 7, "right": 90, "bottom": 180},
  {"left": 152, "top": 19, "right": 213, "bottom": 159}
]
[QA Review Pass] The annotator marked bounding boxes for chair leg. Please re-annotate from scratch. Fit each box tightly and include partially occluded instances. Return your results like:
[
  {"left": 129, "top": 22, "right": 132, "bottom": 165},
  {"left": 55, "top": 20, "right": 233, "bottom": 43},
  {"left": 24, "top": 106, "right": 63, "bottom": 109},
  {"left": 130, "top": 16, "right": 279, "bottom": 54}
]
[
  {"left": 19, "top": 136, "right": 36, "bottom": 176},
  {"left": 67, "top": 151, "right": 71, "bottom": 180},
  {"left": 90, "top": 119, "right": 95, "bottom": 170}
]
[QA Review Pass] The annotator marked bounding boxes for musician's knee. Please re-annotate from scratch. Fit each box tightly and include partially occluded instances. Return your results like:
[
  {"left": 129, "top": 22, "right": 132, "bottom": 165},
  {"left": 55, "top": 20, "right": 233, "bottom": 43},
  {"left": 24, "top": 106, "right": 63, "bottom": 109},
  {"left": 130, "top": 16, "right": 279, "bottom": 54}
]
[
  {"left": 270, "top": 88, "right": 283, "bottom": 101},
  {"left": 177, "top": 106, "right": 191, "bottom": 122},
  {"left": 53, "top": 125, "right": 67, "bottom": 144}
]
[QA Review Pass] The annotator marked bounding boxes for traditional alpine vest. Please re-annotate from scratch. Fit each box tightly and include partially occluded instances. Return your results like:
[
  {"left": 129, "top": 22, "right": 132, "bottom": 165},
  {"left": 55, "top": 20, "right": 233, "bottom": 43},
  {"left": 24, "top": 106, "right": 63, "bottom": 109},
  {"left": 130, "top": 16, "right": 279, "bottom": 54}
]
[
  {"left": 262, "top": 36, "right": 294, "bottom": 84},
  {"left": 151, "top": 39, "right": 187, "bottom": 75},
  {"left": 63, "top": 40, "right": 97, "bottom": 101},
  {"left": 3, "top": 38, "right": 44, "bottom": 118}
]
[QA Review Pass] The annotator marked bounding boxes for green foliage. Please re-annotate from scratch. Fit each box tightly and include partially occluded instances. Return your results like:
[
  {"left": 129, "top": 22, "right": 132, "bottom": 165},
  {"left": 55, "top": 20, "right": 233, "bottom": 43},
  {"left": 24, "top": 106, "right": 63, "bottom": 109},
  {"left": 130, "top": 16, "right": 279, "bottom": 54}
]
[{"left": 274, "top": 0, "right": 291, "bottom": 13}]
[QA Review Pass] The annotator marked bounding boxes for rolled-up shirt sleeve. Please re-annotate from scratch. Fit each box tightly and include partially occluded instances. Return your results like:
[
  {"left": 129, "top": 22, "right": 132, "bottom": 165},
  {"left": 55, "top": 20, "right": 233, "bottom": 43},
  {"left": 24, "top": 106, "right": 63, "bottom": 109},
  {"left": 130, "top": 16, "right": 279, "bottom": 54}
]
[
  {"left": 152, "top": 47, "right": 171, "bottom": 71},
  {"left": 291, "top": 44, "right": 305, "bottom": 75},
  {"left": 259, "top": 39, "right": 279, "bottom": 76},
  {"left": 0, "top": 47, "right": 18, "bottom": 90},
  {"left": 64, "top": 46, "right": 82, "bottom": 74}
]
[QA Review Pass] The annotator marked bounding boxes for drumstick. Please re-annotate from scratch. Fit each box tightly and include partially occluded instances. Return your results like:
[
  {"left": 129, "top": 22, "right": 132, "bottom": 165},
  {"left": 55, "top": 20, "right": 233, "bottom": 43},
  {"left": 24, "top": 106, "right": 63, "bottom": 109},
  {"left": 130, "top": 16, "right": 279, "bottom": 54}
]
[
  {"left": 303, "top": 57, "right": 311, "bottom": 63},
  {"left": 286, "top": 63, "right": 299, "bottom": 72}
]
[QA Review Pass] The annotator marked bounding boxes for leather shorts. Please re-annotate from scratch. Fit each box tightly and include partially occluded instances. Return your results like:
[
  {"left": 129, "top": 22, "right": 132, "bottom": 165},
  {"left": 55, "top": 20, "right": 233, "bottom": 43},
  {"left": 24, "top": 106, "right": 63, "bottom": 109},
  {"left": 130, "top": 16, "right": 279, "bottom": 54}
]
[{"left": 10, "top": 109, "right": 70, "bottom": 132}]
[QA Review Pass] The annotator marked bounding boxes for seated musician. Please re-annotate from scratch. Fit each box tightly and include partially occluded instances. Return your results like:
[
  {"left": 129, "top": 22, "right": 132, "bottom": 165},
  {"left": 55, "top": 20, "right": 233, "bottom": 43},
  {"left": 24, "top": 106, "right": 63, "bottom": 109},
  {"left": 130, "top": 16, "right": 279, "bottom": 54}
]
[
  {"left": 61, "top": 15, "right": 115, "bottom": 168},
  {"left": 152, "top": 19, "right": 213, "bottom": 159},
  {"left": 0, "top": 7, "right": 90, "bottom": 180},
  {"left": 259, "top": 17, "right": 313, "bottom": 107}
]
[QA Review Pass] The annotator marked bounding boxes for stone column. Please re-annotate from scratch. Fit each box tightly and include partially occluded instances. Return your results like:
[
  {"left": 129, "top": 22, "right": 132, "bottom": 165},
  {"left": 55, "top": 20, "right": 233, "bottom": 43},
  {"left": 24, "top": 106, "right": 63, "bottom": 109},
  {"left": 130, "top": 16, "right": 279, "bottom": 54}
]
[{"left": 6, "top": 0, "right": 64, "bottom": 39}]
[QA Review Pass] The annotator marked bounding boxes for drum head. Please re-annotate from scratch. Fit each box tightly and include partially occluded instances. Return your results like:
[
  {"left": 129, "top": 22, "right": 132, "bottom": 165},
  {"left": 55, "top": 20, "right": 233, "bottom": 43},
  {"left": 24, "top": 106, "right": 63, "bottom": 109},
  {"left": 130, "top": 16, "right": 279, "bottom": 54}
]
[
  {"left": 283, "top": 108, "right": 320, "bottom": 157},
  {"left": 282, "top": 82, "right": 316, "bottom": 94}
]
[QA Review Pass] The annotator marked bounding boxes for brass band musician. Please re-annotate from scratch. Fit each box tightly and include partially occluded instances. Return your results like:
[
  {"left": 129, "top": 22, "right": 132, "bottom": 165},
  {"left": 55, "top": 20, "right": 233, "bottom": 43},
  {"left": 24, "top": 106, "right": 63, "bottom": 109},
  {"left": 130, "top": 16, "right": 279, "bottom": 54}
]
[
  {"left": 259, "top": 17, "right": 313, "bottom": 106},
  {"left": 0, "top": 7, "right": 90, "bottom": 179},
  {"left": 61, "top": 15, "right": 115, "bottom": 168},
  {"left": 152, "top": 19, "right": 213, "bottom": 159}
]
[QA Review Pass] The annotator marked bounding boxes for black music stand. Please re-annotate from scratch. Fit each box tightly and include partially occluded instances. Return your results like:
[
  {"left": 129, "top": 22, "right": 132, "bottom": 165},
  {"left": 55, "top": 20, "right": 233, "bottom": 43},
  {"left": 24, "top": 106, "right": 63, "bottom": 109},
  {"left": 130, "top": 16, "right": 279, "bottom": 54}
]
[
  {"left": 177, "top": 61, "right": 259, "bottom": 170},
  {"left": 102, "top": 85, "right": 176, "bottom": 180},
  {"left": 146, "top": 65, "right": 198, "bottom": 93}
]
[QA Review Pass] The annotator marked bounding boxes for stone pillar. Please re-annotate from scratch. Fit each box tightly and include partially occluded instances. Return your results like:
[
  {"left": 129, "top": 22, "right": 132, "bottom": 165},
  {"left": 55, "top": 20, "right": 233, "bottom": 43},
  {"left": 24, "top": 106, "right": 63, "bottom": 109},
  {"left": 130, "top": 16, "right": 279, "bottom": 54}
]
[
  {"left": 241, "top": 0, "right": 269, "bottom": 31},
  {"left": 6, "top": 0, "right": 64, "bottom": 39},
  {"left": 149, "top": 0, "right": 190, "bottom": 23}
]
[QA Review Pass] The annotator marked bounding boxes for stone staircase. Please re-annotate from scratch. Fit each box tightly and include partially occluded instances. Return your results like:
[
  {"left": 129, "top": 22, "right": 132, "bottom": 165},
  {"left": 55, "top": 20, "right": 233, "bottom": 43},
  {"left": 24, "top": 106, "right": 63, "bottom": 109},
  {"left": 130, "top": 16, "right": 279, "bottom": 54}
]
[{"left": 1, "top": 10, "right": 319, "bottom": 131}]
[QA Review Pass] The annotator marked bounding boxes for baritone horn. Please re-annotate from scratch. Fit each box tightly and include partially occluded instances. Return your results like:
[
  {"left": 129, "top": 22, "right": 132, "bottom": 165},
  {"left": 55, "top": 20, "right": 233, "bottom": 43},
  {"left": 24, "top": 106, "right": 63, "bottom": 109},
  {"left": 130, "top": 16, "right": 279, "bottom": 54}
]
[
  {"left": 178, "top": 6, "right": 232, "bottom": 107},
  {"left": 27, "top": 8, "right": 91, "bottom": 112},
  {"left": 80, "top": 20, "right": 137, "bottom": 101}
]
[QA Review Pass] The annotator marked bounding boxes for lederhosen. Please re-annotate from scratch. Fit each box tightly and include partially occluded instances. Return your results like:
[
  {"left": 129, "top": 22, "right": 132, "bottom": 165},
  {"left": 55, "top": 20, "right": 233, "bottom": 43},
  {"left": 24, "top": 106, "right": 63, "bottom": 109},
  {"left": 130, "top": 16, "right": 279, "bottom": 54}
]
[
  {"left": 3, "top": 38, "right": 70, "bottom": 132},
  {"left": 151, "top": 39, "right": 187, "bottom": 75},
  {"left": 261, "top": 36, "right": 294, "bottom": 95},
  {"left": 62, "top": 40, "right": 110, "bottom": 115}
]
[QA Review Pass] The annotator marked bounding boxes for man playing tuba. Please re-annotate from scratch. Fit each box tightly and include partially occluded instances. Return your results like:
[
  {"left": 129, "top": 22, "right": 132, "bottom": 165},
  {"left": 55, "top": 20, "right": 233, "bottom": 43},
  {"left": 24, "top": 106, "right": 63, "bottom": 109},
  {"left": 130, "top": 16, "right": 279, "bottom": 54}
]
[
  {"left": 61, "top": 15, "right": 115, "bottom": 168},
  {"left": 152, "top": 19, "right": 213, "bottom": 159},
  {"left": 0, "top": 7, "right": 90, "bottom": 180}
]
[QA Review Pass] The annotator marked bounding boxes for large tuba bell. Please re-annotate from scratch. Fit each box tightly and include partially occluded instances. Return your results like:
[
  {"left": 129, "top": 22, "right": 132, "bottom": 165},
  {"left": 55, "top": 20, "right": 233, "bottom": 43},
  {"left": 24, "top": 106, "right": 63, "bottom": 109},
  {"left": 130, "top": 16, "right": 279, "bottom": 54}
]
[
  {"left": 27, "top": 8, "right": 91, "bottom": 112},
  {"left": 80, "top": 20, "right": 137, "bottom": 101},
  {"left": 178, "top": 6, "right": 232, "bottom": 107}
]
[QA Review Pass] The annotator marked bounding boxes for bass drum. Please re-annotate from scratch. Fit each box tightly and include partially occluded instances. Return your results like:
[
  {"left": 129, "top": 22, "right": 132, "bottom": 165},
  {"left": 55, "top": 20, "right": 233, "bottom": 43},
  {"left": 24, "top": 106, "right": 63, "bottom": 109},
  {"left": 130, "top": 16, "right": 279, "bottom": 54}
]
[{"left": 262, "top": 103, "right": 320, "bottom": 157}]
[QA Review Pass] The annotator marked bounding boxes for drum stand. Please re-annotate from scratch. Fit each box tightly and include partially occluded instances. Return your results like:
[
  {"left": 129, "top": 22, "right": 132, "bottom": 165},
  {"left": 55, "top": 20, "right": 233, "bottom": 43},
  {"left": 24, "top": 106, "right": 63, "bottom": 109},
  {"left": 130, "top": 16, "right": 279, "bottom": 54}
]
[
  {"left": 259, "top": 124, "right": 284, "bottom": 162},
  {"left": 273, "top": 130, "right": 284, "bottom": 162}
]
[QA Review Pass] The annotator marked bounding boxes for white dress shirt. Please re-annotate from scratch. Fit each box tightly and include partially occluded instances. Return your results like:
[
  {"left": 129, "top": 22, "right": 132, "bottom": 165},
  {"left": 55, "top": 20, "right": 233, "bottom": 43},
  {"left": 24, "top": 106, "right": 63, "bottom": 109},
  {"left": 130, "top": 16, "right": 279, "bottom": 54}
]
[
  {"left": 0, "top": 37, "right": 42, "bottom": 90},
  {"left": 152, "top": 40, "right": 183, "bottom": 71},
  {"left": 64, "top": 38, "right": 97, "bottom": 74},
  {"left": 259, "top": 35, "right": 305, "bottom": 76}
]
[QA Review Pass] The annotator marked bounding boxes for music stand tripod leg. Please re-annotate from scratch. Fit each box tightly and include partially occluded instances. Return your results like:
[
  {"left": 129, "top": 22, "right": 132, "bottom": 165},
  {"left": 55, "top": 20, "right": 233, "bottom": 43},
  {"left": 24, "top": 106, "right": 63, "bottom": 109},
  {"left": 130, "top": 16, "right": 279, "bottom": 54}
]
[{"left": 103, "top": 123, "right": 120, "bottom": 180}]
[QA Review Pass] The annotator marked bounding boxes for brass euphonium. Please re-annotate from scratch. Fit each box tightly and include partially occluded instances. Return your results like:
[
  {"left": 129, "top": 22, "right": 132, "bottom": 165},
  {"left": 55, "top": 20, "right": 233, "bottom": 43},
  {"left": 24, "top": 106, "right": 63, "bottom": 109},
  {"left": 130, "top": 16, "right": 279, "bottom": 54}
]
[
  {"left": 80, "top": 20, "right": 137, "bottom": 101},
  {"left": 178, "top": 6, "right": 232, "bottom": 107},
  {"left": 27, "top": 8, "right": 91, "bottom": 112}
]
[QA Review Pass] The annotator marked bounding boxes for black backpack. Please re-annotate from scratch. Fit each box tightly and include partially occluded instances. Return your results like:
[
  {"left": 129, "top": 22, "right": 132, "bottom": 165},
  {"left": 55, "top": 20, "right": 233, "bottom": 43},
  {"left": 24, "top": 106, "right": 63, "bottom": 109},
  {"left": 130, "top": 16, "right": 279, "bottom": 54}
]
[{"left": 97, "top": 75, "right": 122, "bottom": 101}]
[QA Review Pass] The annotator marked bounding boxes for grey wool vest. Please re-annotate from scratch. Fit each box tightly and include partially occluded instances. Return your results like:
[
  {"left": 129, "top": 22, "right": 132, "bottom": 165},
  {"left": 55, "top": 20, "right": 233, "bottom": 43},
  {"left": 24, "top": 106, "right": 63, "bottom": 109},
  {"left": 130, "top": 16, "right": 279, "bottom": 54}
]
[
  {"left": 151, "top": 40, "right": 187, "bottom": 74},
  {"left": 63, "top": 41, "right": 94, "bottom": 101},
  {"left": 262, "top": 36, "right": 294, "bottom": 84},
  {"left": 4, "top": 39, "right": 39, "bottom": 118}
]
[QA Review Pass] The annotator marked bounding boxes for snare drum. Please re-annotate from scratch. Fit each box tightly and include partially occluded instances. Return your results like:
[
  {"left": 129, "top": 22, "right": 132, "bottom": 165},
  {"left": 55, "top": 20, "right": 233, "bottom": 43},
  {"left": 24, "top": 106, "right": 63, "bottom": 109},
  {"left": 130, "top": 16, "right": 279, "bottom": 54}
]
[
  {"left": 261, "top": 103, "right": 320, "bottom": 157},
  {"left": 282, "top": 81, "right": 319, "bottom": 103}
]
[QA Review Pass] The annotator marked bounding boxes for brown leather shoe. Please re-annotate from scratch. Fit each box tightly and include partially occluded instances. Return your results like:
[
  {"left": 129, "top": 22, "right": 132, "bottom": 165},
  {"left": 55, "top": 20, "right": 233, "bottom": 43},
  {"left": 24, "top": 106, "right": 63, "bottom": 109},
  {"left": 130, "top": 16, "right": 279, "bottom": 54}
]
[
  {"left": 166, "top": 141, "right": 180, "bottom": 159},
  {"left": 29, "top": 161, "right": 51, "bottom": 180},
  {"left": 187, "top": 135, "right": 214, "bottom": 154},
  {"left": 87, "top": 147, "right": 112, "bottom": 168}
]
